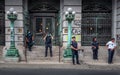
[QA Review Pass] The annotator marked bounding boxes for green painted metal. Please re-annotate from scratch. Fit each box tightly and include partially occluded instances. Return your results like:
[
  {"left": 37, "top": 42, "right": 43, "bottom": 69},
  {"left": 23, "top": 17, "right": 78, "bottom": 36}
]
[
  {"left": 64, "top": 10, "right": 75, "bottom": 58},
  {"left": 6, "top": 13, "right": 19, "bottom": 57},
  {"left": 67, "top": 21, "right": 72, "bottom": 48}
]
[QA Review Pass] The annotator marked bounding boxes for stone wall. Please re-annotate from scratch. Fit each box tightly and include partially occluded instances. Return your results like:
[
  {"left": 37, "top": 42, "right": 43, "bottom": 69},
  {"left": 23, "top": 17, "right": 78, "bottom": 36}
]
[
  {"left": 62, "top": 0, "right": 82, "bottom": 48},
  {"left": 116, "top": 0, "right": 120, "bottom": 55},
  {"left": 5, "top": 0, "right": 24, "bottom": 47},
  {"left": 4, "top": 0, "right": 25, "bottom": 61}
]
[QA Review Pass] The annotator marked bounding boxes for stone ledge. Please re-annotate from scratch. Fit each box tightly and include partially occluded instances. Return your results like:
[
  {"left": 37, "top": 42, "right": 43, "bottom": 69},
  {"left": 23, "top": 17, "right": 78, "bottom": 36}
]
[{"left": 4, "top": 57, "right": 19, "bottom": 63}]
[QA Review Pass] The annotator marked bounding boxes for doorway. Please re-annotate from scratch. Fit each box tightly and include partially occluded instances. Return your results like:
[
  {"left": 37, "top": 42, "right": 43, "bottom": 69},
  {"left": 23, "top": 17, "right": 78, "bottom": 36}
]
[
  {"left": 28, "top": 0, "right": 60, "bottom": 46},
  {"left": 33, "top": 16, "right": 55, "bottom": 45}
]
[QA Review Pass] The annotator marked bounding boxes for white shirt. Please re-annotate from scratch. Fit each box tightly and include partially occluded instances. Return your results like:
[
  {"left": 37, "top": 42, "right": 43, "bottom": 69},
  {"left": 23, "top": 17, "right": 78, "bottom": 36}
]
[{"left": 106, "top": 41, "right": 116, "bottom": 50}]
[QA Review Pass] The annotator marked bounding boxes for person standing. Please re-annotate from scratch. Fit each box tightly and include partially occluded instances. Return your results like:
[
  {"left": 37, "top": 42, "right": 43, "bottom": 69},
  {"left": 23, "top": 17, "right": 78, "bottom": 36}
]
[
  {"left": 26, "top": 30, "right": 34, "bottom": 51},
  {"left": 106, "top": 38, "right": 117, "bottom": 64},
  {"left": 91, "top": 37, "right": 99, "bottom": 60},
  {"left": 44, "top": 33, "right": 53, "bottom": 57},
  {"left": 71, "top": 36, "right": 80, "bottom": 65}
]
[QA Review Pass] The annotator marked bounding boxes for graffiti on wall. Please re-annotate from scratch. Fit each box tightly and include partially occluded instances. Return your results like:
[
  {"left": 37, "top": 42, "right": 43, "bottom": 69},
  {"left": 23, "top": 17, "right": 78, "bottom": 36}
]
[
  {"left": 72, "top": 28, "right": 81, "bottom": 35},
  {"left": 74, "top": 20, "right": 81, "bottom": 26}
]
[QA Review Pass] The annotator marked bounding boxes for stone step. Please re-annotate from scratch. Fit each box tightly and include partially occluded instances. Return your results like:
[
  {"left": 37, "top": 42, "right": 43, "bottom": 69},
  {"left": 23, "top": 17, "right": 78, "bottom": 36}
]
[
  {"left": 26, "top": 46, "right": 62, "bottom": 62},
  {"left": 27, "top": 46, "right": 120, "bottom": 64}
]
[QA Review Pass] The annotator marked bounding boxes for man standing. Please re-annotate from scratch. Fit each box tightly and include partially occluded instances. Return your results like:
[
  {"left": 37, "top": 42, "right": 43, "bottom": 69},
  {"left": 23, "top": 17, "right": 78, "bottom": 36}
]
[
  {"left": 106, "top": 38, "right": 117, "bottom": 64},
  {"left": 71, "top": 36, "right": 80, "bottom": 65},
  {"left": 91, "top": 37, "right": 99, "bottom": 60},
  {"left": 44, "top": 33, "right": 53, "bottom": 57},
  {"left": 26, "top": 30, "right": 34, "bottom": 51}
]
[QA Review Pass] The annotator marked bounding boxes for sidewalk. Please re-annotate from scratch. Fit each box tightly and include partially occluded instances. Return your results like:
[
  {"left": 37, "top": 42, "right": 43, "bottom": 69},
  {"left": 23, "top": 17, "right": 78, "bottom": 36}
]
[
  {"left": 0, "top": 46, "right": 120, "bottom": 70},
  {"left": 0, "top": 62, "right": 120, "bottom": 70}
]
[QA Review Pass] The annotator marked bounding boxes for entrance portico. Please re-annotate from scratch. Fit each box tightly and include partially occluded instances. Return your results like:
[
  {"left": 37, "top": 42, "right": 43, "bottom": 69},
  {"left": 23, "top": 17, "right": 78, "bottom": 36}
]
[
  {"left": 28, "top": 0, "right": 60, "bottom": 46},
  {"left": 1, "top": 0, "right": 120, "bottom": 63}
]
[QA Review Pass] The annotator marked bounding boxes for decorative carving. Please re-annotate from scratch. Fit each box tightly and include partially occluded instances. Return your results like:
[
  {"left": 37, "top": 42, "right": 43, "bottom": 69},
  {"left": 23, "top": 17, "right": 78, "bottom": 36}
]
[
  {"left": 64, "top": 28, "right": 68, "bottom": 33},
  {"left": 17, "top": 28, "right": 22, "bottom": 33}
]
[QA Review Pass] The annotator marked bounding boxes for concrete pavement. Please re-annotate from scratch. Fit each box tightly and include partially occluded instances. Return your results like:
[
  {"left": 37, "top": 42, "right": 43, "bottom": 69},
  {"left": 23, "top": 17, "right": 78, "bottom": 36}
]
[{"left": 0, "top": 68, "right": 120, "bottom": 75}]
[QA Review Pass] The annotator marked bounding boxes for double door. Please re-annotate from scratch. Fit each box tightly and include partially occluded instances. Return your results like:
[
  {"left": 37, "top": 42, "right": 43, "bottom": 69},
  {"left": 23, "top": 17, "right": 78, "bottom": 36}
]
[{"left": 33, "top": 17, "right": 55, "bottom": 45}]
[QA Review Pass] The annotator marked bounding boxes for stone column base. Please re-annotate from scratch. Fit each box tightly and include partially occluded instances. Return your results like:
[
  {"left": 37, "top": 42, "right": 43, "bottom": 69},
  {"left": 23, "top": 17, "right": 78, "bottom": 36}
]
[
  {"left": 4, "top": 57, "right": 19, "bottom": 63},
  {"left": 2, "top": 46, "right": 26, "bottom": 62}
]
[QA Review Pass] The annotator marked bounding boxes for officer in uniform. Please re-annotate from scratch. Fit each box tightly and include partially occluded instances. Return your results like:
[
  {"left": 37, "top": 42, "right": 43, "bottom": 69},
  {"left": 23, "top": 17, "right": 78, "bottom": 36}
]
[
  {"left": 44, "top": 33, "right": 53, "bottom": 57},
  {"left": 91, "top": 37, "right": 99, "bottom": 60},
  {"left": 71, "top": 36, "right": 80, "bottom": 65},
  {"left": 26, "top": 30, "right": 34, "bottom": 51}
]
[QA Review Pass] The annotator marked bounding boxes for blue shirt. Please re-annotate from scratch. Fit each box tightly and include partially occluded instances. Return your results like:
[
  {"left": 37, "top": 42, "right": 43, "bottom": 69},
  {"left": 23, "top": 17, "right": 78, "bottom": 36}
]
[
  {"left": 71, "top": 41, "right": 78, "bottom": 49},
  {"left": 26, "top": 33, "right": 33, "bottom": 43},
  {"left": 91, "top": 41, "right": 99, "bottom": 49}
]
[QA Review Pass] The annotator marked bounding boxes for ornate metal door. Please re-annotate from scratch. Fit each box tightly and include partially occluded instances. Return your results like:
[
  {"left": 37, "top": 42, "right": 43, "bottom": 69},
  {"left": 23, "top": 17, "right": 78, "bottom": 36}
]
[
  {"left": 28, "top": 0, "right": 60, "bottom": 46},
  {"left": 34, "top": 17, "right": 54, "bottom": 45},
  {"left": 81, "top": 0, "right": 112, "bottom": 46}
]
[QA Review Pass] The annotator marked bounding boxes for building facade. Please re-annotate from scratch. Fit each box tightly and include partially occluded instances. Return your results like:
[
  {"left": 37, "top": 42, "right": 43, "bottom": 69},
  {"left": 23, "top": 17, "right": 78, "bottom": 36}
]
[{"left": 0, "top": 0, "right": 120, "bottom": 48}]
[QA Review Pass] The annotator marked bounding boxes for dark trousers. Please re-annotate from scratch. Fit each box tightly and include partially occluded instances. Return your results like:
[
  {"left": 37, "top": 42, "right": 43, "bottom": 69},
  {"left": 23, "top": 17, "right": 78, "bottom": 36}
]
[
  {"left": 27, "top": 42, "right": 32, "bottom": 51},
  {"left": 45, "top": 44, "right": 52, "bottom": 57},
  {"left": 108, "top": 49, "right": 115, "bottom": 63},
  {"left": 72, "top": 50, "right": 79, "bottom": 64},
  {"left": 92, "top": 49, "right": 98, "bottom": 60}
]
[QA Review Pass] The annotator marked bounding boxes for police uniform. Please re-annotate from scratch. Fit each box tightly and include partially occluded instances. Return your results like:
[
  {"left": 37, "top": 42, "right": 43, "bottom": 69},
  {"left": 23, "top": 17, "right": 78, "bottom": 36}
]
[
  {"left": 45, "top": 35, "right": 52, "bottom": 57},
  {"left": 26, "top": 32, "right": 33, "bottom": 51},
  {"left": 91, "top": 41, "right": 99, "bottom": 60},
  {"left": 71, "top": 40, "right": 80, "bottom": 65}
]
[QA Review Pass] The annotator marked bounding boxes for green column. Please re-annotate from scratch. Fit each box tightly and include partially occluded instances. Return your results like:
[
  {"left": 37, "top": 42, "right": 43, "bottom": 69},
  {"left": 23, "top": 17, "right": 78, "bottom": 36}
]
[
  {"left": 67, "top": 21, "right": 72, "bottom": 48},
  {"left": 10, "top": 21, "right": 15, "bottom": 47},
  {"left": 6, "top": 9, "right": 19, "bottom": 57},
  {"left": 63, "top": 21, "right": 72, "bottom": 58},
  {"left": 63, "top": 8, "right": 75, "bottom": 58},
  {"left": 6, "top": 19, "right": 19, "bottom": 57}
]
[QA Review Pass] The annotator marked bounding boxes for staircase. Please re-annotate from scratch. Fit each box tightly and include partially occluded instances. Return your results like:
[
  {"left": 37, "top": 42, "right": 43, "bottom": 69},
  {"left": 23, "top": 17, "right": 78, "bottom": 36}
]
[
  {"left": 26, "top": 46, "right": 120, "bottom": 65},
  {"left": 26, "top": 46, "right": 62, "bottom": 63}
]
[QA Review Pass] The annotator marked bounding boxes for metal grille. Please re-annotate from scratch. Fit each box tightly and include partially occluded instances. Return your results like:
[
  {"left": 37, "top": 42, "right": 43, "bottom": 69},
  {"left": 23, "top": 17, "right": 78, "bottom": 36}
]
[
  {"left": 81, "top": 13, "right": 112, "bottom": 46},
  {"left": 0, "top": 0, "right": 5, "bottom": 45},
  {"left": 33, "top": 17, "right": 60, "bottom": 46},
  {"left": 81, "top": 0, "right": 112, "bottom": 46}
]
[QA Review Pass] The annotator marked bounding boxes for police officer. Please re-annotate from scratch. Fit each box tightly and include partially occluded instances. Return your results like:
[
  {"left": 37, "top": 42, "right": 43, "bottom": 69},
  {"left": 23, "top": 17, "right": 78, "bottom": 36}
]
[
  {"left": 106, "top": 38, "right": 117, "bottom": 64},
  {"left": 26, "top": 30, "right": 34, "bottom": 51},
  {"left": 44, "top": 33, "right": 53, "bottom": 57},
  {"left": 71, "top": 36, "right": 80, "bottom": 65},
  {"left": 91, "top": 37, "right": 99, "bottom": 60}
]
